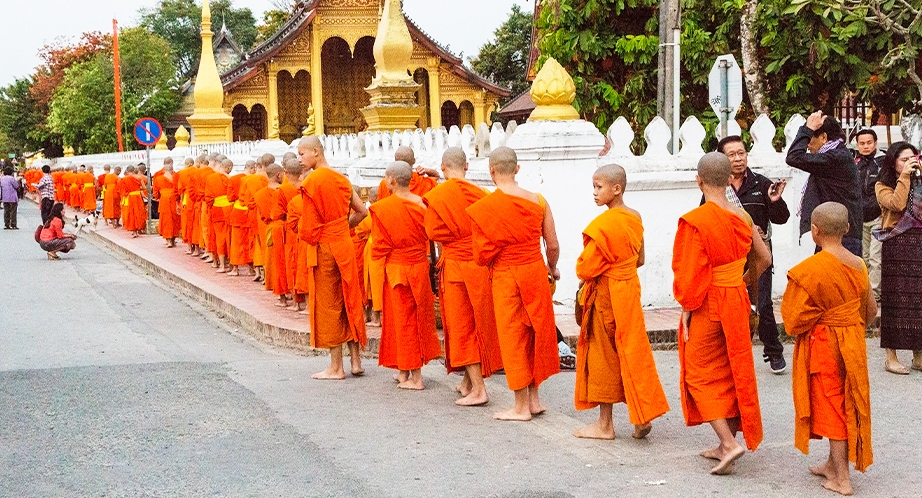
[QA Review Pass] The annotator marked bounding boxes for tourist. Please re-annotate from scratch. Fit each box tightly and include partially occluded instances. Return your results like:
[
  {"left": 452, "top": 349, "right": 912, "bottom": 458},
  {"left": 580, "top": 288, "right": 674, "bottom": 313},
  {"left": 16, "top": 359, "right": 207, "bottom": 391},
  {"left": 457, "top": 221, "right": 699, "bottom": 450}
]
[
  {"left": 781, "top": 202, "right": 875, "bottom": 495},
  {"left": 786, "top": 111, "right": 863, "bottom": 256},
  {"left": 672, "top": 152, "right": 771, "bottom": 475},
  {"left": 573, "top": 164, "right": 668, "bottom": 440},
  {"left": 874, "top": 141, "right": 922, "bottom": 374},
  {"left": 32, "top": 165, "right": 55, "bottom": 223},
  {"left": 853, "top": 129, "right": 883, "bottom": 302},
  {"left": 1, "top": 167, "right": 20, "bottom": 229},
  {"left": 38, "top": 202, "right": 76, "bottom": 260}
]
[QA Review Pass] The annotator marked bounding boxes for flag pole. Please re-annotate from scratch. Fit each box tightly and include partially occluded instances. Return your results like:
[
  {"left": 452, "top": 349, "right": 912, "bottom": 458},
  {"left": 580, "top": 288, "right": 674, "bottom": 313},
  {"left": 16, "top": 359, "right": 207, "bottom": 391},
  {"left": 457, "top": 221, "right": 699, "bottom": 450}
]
[{"left": 113, "top": 18, "right": 124, "bottom": 152}]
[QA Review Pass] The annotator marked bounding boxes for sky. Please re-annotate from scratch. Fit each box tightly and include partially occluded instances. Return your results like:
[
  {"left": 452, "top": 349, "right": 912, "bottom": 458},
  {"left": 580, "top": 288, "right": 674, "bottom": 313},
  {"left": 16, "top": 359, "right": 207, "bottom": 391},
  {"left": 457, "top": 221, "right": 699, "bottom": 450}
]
[{"left": 0, "top": 0, "right": 530, "bottom": 86}]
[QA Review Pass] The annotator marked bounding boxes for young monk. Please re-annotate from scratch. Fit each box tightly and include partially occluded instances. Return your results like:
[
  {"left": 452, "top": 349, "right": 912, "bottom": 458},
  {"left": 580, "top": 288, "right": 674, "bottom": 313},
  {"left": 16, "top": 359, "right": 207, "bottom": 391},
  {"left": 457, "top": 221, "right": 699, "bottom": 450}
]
[
  {"left": 205, "top": 158, "right": 233, "bottom": 272},
  {"left": 371, "top": 161, "right": 441, "bottom": 390},
  {"left": 423, "top": 147, "right": 503, "bottom": 406},
  {"left": 376, "top": 146, "right": 437, "bottom": 200},
  {"left": 672, "top": 152, "right": 772, "bottom": 474},
  {"left": 298, "top": 136, "right": 367, "bottom": 380},
  {"left": 254, "top": 164, "right": 285, "bottom": 297},
  {"left": 81, "top": 166, "right": 97, "bottom": 214},
  {"left": 102, "top": 166, "right": 121, "bottom": 227},
  {"left": 246, "top": 154, "right": 273, "bottom": 283},
  {"left": 272, "top": 158, "right": 303, "bottom": 309},
  {"left": 153, "top": 159, "right": 181, "bottom": 247},
  {"left": 781, "top": 202, "right": 875, "bottom": 496},
  {"left": 286, "top": 178, "right": 311, "bottom": 313},
  {"left": 466, "top": 146, "right": 561, "bottom": 421},
  {"left": 121, "top": 165, "right": 148, "bottom": 237},
  {"left": 226, "top": 160, "right": 255, "bottom": 276},
  {"left": 574, "top": 164, "right": 670, "bottom": 440}
]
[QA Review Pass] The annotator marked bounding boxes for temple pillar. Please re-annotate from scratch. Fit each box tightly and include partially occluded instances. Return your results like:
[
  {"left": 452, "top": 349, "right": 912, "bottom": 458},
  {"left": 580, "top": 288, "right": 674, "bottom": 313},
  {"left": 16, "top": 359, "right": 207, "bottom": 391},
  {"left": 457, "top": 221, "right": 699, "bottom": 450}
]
[
  {"left": 267, "top": 63, "right": 280, "bottom": 140},
  {"left": 310, "top": 22, "right": 324, "bottom": 134},
  {"left": 427, "top": 57, "right": 441, "bottom": 129},
  {"left": 473, "top": 91, "right": 486, "bottom": 128}
]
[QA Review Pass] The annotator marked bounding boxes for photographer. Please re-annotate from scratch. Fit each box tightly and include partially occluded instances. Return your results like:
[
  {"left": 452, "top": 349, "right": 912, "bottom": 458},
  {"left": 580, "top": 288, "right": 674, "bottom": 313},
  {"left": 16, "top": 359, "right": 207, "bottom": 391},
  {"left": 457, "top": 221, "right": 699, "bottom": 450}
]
[
  {"left": 875, "top": 141, "right": 922, "bottom": 374},
  {"left": 853, "top": 129, "right": 883, "bottom": 301}
]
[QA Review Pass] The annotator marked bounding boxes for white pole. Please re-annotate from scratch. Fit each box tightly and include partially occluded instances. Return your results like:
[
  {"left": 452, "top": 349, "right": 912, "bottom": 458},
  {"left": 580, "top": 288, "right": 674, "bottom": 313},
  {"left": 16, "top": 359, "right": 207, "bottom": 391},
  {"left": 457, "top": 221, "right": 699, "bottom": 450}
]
[{"left": 672, "top": 28, "right": 680, "bottom": 155}]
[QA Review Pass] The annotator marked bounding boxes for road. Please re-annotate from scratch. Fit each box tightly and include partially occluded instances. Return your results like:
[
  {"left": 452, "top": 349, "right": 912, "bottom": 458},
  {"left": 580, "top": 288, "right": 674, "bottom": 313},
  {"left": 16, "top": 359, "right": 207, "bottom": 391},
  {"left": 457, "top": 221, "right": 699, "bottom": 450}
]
[{"left": 1, "top": 205, "right": 919, "bottom": 498}]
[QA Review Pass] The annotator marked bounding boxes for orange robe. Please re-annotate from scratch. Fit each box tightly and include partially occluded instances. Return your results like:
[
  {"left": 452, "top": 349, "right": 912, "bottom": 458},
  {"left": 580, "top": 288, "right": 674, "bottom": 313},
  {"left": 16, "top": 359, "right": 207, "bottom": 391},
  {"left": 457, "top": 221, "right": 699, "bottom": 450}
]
[
  {"left": 196, "top": 167, "right": 211, "bottom": 250},
  {"left": 52, "top": 171, "right": 65, "bottom": 202},
  {"left": 153, "top": 173, "right": 180, "bottom": 240},
  {"left": 205, "top": 172, "right": 231, "bottom": 257},
  {"left": 254, "top": 186, "right": 283, "bottom": 293},
  {"left": 81, "top": 172, "right": 96, "bottom": 211},
  {"left": 64, "top": 172, "right": 76, "bottom": 207},
  {"left": 575, "top": 207, "right": 669, "bottom": 424},
  {"left": 781, "top": 251, "right": 873, "bottom": 472},
  {"left": 350, "top": 224, "right": 368, "bottom": 302},
  {"left": 300, "top": 167, "right": 367, "bottom": 349},
  {"left": 672, "top": 201, "right": 763, "bottom": 450},
  {"left": 354, "top": 216, "right": 383, "bottom": 311},
  {"left": 245, "top": 175, "right": 270, "bottom": 267},
  {"left": 286, "top": 195, "right": 311, "bottom": 295},
  {"left": 377, "top": 172, "right": 436, "bottom": 200},
  {"left": 271, "top": 182, "right": 299, "bottom": 296},
  {"left": 102, "top": 174, "right": 120, "bottom": 220},
  {"left": 466, "top": 190, "right": 559, "bottom": 391},
  {"left": 228, "top": 174, "right": 252, "bottom": 266},
  {"left": 372, "top": 195, "right": 441, "bottom": 370},
  {"left": 176, "top": 167, "right": 196, "bottom": 244},
  {"left": 423, "top": 178, "right": 502, "bottom": 376},
  {"left": 120, "top": 175, "right": 147, "bottom": 232}
]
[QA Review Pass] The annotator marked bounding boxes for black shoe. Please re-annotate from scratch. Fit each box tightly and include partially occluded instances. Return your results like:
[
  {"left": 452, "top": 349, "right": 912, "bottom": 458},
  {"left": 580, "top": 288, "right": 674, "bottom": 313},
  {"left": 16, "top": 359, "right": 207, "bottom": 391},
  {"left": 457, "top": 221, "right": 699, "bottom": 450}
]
[{"left": 766, "top": 354, "right": 787, "bottom": 374}]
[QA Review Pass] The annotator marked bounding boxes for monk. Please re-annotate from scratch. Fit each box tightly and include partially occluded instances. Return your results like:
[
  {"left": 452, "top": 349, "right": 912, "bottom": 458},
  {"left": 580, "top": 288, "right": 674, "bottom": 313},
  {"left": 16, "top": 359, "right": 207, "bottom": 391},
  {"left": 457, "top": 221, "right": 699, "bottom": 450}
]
[
  {"left": 102, "top": 166, "right": 121, "bottom": 227},
  {"left": 371, "top": 162, "right": 441, "bottom": 390},
  {"left": 52, "top": 167, "right": 65, "bottom": 204},
  {"left": 80, "top": 166, "right": 97, "bottom": 213},
  {"left": 298, "top": 136, "right": 367, "bottom": 380},
  {"left": 353, "top": 212, "right": 382, "bottom": 326},
  {"left": 781, "top": 202, "right": 875, "bottom": 496},
  {"left": 199, "top": 155, "right": 219, "bottom": 264},
  {"left": 422, "top": 147, "right": 502, "bottom": 405},
  {"left": 97, "top": 165, "right": 108, "bottom": 192},
  {"left": 181, "top": 156, "right": 205, "bottom": 256},
  {"left": 153, "top": 159, "right": 181, "bottom": 247},
  {"left": 466, "top": 146, "right": 561, "bottom": 421},
  {"left": 247, "top": 154, "right": 273, "bottom": 283},
  {"left": 377, "top": 146, "right": 438, "bottom": 200},
  {"left": 227, "top": 160, "right": 256, "bottom": 276},
  {"left": 672, "top": 152, "right": 772, "bottom": 474},
  {"left": 121, "top": 165, "right": 148, "bottom": 237},
  {"left": 573, "top": 164, "right": 669, "bottom": 440},
  {"left": 205, "top": 158, "right": 233, "bottom": 272},
  {"left": 254, "top": 164, "right": 285, "bottom": 296},
  {"left": 286, "top": 182, "right": 311, "bottom": 313},
  {"left": 350, "top": 187, "right": 371, "bottom": 320},
  {"left": 270, "top": 158, "right": 304, "bottom": 308}
]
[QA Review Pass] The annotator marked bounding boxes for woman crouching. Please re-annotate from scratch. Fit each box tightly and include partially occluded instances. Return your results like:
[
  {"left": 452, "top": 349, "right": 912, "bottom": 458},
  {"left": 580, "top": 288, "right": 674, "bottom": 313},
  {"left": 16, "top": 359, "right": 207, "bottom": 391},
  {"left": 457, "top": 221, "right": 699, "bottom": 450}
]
[{"left": 39, "top": 202, "right": 76, "bottom": 260}]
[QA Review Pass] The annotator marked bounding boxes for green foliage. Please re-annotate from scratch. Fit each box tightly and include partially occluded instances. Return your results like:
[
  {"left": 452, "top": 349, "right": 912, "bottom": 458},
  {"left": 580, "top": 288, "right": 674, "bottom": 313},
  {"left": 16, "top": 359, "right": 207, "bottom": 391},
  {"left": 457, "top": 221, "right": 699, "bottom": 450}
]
[
  {"left": 48, "top": 28, "right": 181, "bottom": 155},
  {"left": 256, "top": 9, "right": 293, "bottom": 44},
  {"left": 469, "top": 4, "right": 534, "bottom": 99},
  {"left": 139, "top": 0, "right": 258, "bottom": 78},
  {"left": 0, "top": 77, "right": 53, "bottom": 156}
]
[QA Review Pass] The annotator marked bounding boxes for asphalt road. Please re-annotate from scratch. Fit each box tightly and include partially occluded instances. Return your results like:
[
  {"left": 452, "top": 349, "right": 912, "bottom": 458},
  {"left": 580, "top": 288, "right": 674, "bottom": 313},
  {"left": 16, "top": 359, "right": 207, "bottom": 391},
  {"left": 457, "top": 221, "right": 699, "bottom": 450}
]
[{"left": 1, "top": 204, "right": 920, "bottom": 498}]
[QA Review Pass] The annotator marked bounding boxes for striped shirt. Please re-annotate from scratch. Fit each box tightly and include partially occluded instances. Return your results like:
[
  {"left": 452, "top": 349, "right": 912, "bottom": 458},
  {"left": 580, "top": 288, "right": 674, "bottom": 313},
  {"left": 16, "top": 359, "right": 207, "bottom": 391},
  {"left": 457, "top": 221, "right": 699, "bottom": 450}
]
[{"left": 35, "top": 173, "right": 55, "bottom": 199}]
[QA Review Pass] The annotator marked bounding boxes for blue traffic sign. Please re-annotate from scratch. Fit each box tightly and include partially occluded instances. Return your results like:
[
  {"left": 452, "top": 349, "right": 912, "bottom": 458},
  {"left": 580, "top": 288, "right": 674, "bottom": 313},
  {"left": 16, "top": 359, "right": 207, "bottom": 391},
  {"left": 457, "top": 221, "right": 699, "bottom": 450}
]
[{"left": 133, "top": 117, "right": 163, "bottom": 147}]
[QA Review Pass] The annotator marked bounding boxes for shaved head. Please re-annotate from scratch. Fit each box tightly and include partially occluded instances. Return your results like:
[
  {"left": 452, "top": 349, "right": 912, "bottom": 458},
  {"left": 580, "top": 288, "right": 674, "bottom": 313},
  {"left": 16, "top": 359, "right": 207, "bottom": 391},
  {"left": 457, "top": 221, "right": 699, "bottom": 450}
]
[
  {"left": 244, "top": 160, "right": 256, "bottom": 174},
  {"left": 812, "top": 202, "right": 850, "bottom": 236},
  {"left": 221, "top": 158, "right": 234, "bottom": 173},
  {"left": 395, "top": 146, "right": 415, "bottom": 165},
  {"left": 441, "top": 147, "right": 466, "bottom": 171},
  {"left": 697, "top": 152, "right": 732, "bottom": 187},
  {"left": 594, "top": 164, "right": 627, "bottom": 190},
  {"left": 283, "top": 157, "right": 303, "bottom": 176},
  {"left": 298, "top": 136, "right": 324, "bottom": 152},
  {"left": 258, "top": 153, "right": 275, "bottom": 167},
  {"left": 282, "top": 151, "right": 297, "bottom": 162},
  {"left": 266, "top": 163, "right": 283, "bottom": 179},
  {"left": 490, "top": 146, "right": 518, "bottom": 175},
  {"left": 385, "top": 161, "right": 413, "bottom": 188}
]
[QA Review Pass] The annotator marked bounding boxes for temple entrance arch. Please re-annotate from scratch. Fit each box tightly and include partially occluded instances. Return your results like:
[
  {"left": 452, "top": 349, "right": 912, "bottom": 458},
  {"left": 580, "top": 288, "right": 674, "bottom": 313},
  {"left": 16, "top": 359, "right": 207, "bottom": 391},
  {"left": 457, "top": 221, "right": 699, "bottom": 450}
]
[
  {"left": 232, "top": 103, "right": 266, "bottom": 141},
  {"left": 278, "top": 69, "right": 311, "bottom": 143},
  {"left": 459, "top": 100, "right": 475, "bottom": 128},
  {"left": 321, "top": 36, "right": 376, "bottom": 135},
  {"left": 441, "top": 101, "right": 459, "bottom": 129},
  {"left": 413, "top": 68, "right": 431, "bottom": 129}
]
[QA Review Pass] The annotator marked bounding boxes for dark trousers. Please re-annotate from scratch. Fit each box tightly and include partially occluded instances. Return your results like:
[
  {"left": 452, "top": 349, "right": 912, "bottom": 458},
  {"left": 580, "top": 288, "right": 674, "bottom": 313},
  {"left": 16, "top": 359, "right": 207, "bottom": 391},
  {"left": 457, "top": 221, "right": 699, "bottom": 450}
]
[
  {"left": 757, "top": 265, "right": 783, "bottom": 358},
  {"left": 40, "top": 197, "right": 54, "bottom": 223},
  {"left": 3, "top": 202, "right": 17, "bottom": 228}
]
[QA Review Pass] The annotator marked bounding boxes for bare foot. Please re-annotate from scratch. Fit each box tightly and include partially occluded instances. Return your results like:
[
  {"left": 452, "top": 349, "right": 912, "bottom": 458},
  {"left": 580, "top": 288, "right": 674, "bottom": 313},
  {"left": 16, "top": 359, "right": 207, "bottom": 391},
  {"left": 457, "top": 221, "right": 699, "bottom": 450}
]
[
  {"left": 493, "top": 407, "right": 532, "bottom": 421},
  {"left": 298, "top": 309, "right": 308, "bottom": 315},
  {"left": 286, "top": 305, "right": 300, "bottom": 311},
  {"left": 398, "top": 378, "right": 425, "bottom": 390},
  {"left": 456, "top": 382, "right": 472, "bottom": 397},
  {"left": 822, "top": 479, "right": 854, "bottom": 496},
  {"left": 311, "top": 368, "right": 346, "bottom": 380},
  {"left": 700, "top": 447, "right": 721, "bottom": 460},
  {"left": 227, "top": 269, "right": 239, "bottom": 276},
  {"left": 274, "top": 301, "right": 289, "bottom": 308},
  {"left": 216, "top": 267, "right": 227, "bottom": 273},
  {"left": 810, "top": 462, "right": 833, "bottom": 479},
  {"left": 710, "top": 445, "right": 745, "bottom": 475},
  {"left": 633, "top": 423, "right": 652, "bottom": 439},
  {"left": 350, "top": 357, "right": 364, "bottom": 376},
  {"left": 392, "top": 372, "right": 409, "bottom": 383},
  {"left": 529, "top": 402, "right": 547, "bottom": 416},
  {"left": 455, "top": 392, "right": 489, "bottom": 407},
  {"left": 573, "top": 422, "right": 616, "bottom": 440}
]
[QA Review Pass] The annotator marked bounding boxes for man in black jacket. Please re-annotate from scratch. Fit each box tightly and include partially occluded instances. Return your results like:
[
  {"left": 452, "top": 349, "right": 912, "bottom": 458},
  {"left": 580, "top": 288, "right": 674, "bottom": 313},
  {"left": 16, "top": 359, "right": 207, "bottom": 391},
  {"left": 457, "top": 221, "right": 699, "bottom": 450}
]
[
  {"left": 853, "top": 128, "right": 882, "bottom": 301},
  {"left": 717, "top": 136, "right": 791, "bottom": 373},
  {"left": 786, "top": 111, "right": 862, "bottom": 256}
]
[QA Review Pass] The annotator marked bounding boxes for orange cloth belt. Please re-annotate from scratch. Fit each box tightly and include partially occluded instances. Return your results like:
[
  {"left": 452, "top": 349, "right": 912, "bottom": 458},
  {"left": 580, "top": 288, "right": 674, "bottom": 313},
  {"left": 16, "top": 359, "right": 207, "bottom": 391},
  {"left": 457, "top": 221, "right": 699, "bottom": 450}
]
[
  {"left": 440, "top": 238, "right": 473, "bottom": 261},
  {"left": 159, "top": 188, "right": 174, "bottom": 197},
  {"left": 387, "top": 245, "right": 428, "bottom": 266},
  {"left": 711, "top": 258, "right": 746, "bottom": 287},
  {"left": 818, "top": 298, "right": 863, "bottom": 327},
  {"left": 182, "top": 193, "right": 190, "bottom": 206},
  {"left": 601, "top": 256, "right": 639, "bottom": 281},
  {"left": 213, "top": 195, "right": 231, "bottom": 208},
  {"left": 493, "top": 240, "right": 543, "bottom": 268},
  {"left": 315, "top": 216, "right": 350, "bottom": 243}
]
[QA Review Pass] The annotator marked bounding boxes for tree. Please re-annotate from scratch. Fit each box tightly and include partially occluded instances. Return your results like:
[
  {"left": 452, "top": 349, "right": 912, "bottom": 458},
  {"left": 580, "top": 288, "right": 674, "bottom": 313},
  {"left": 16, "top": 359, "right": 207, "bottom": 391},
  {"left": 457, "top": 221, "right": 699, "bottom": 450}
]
[
  {"left": 48, "top": 28, "right": 181, "bottom": 155},
  {"left": 256, "top": 1, "right": 296, "bottom": 43},
  {"left": 139, "top": 0, "right": 258, "bottom": 78},
  {"left": 470, "top": 4, "right": 534, "bottom": 99},
  {"left": 0, "top": 77, "right": 61, "bottom": 157}
]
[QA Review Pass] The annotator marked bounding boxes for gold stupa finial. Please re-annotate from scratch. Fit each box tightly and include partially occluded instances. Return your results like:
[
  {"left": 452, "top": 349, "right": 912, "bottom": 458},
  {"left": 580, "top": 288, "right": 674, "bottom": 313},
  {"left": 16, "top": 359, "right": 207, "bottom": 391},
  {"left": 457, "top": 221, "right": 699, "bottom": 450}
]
[
  {"left": 528, "top": 57, "right": 580, "bottom": 122},
  {"left": 174, "top": 126, "right": 190, "bottom": 147},
  {"left": 371, "top": 0, "right": 414, "bottom": 84},
  {"left": 187, "top": 0, "right": 233, "bottom": 144}
]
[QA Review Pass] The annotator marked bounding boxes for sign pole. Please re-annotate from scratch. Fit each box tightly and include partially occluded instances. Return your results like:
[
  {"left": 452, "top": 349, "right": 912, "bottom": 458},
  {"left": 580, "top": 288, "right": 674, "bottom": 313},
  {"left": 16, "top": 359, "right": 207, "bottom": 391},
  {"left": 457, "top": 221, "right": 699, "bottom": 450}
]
[
  {"left": 672, "top": 28, "right": 681, "bottom": 154},
  {"left": 720, "top": 59, "right": 730, "bottom": 138},
  {"left": 146, "top": 145, "right": 153, "bottom": 223}
]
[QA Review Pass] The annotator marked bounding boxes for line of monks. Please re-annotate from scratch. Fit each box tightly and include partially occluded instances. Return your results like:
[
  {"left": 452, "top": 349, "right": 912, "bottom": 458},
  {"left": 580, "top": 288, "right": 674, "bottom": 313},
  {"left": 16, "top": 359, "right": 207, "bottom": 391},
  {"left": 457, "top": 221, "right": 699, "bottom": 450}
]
[{"left": 30, "top": 143, "right": 873, "bottom": 494}]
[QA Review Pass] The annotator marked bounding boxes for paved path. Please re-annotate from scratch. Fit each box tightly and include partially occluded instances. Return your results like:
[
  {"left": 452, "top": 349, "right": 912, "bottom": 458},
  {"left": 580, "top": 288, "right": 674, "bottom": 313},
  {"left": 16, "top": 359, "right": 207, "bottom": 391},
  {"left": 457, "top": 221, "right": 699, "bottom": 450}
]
[{"left": 1, "top": 204, "right": 919, "bottom": 497}]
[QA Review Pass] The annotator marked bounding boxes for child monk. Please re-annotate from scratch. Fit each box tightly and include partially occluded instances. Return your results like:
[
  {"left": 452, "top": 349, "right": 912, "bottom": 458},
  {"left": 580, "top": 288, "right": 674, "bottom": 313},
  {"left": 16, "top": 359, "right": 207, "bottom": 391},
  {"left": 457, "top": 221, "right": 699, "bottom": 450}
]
[
  {"left": 254, "top": 164, "right": 286, "bottom": 302},
  {"left": 466, "top": 146, "right": 561, "bottom": 421},
  {"left": 574, "top": 164, "right": 669, "bottom": 439},
  {"left": 781, "top": 201, "right": 875, "bottom": 496},
  {"left": 371, "top": 161, "right": 441, "bottom": 390}
]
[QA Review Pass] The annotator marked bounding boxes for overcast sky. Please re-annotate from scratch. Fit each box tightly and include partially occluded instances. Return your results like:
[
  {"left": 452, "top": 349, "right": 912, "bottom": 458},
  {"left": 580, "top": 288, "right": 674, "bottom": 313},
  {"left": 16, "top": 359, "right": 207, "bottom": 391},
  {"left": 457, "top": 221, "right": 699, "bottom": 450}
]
[{"left": 0, "top": 0, "right": 530, "bottom": 86}]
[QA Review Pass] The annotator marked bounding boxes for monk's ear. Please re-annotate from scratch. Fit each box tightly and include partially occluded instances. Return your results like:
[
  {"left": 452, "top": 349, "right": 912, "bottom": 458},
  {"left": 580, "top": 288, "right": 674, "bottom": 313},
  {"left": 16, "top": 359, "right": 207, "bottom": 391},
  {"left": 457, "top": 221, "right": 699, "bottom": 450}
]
[
  {"left": 514, "top": 164, "right": 521, "bottom": 175},
  {"left": 694, "top": 174, "right": 703, "bottom": 190}
]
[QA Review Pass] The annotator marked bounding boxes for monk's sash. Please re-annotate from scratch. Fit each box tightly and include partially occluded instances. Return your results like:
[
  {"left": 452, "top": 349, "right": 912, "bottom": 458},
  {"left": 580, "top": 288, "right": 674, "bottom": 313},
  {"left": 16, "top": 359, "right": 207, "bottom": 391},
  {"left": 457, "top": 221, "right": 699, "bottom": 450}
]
[
  {"left": 315, "top": 216, "right": 350, "bottom": 244},
  {"left": 83, "top": 183, "right": 94, "bottom": 188},
  {"left": 233, "top": 200, "right": 248, "bottom": 211},
  {"left": 493, "top": 240, "right": 543, "bottom": 268},
  {"left": 818, "top": 299, "right": 863, "bottom": 327},
  {"left": 711, "top": 258, "right": 746, "bottom": 287},
  {"left": 601, "top": 256, "right": 639, "bottom": 281},
  {"left": 440, "top": 237, "right": 473, "bottom": 261},
  {"left": 182, "top": 193, "right": 190, "bottom": 206},
  {"left": 213, "top": 195, "right": 232, "bottom": 208},
  {"left": 387, "top": 243, "right": 428, "bottom": 266},
  {"left": 159, "top": 188, "right": 174, "bottom": 197}
]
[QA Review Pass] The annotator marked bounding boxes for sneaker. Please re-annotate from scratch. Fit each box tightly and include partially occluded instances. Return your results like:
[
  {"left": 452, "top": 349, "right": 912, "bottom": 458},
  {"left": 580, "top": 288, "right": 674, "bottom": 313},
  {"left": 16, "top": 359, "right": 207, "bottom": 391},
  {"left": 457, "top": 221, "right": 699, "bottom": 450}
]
[{"left": 767, "top": 355, "right": 787, "bottom": 374}]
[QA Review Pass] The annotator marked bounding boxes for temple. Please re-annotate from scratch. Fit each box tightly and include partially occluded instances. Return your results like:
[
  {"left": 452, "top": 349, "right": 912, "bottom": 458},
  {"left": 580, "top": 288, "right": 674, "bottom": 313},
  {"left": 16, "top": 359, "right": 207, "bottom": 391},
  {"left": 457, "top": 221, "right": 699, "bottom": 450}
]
[{"left": 180, "top": 0, "right": 511, "bottom": 144}]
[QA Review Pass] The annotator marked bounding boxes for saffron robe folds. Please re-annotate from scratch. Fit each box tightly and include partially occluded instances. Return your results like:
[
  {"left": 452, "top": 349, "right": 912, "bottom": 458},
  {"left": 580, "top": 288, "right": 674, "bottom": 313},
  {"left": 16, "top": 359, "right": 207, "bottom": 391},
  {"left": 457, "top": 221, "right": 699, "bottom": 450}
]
[
  {"left": 575, "top": 208, "right": 669, "bottom": 425},
  {"left": 153, "top": 174, "right": 180, "bottom": 240},
  {"left": 120, "top": 175, "right": 147, "bottom": 232},
  {"left": 102, "top": 174, "right": 120, "bottom": 220},
  {"left": 254, "top": 186, "right": 284, "bottom": 294}
]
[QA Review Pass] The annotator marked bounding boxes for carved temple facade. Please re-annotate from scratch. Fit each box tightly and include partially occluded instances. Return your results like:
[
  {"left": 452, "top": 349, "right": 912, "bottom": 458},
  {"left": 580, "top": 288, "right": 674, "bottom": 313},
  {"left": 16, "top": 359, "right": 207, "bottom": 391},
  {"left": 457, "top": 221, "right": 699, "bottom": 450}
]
[{"left": 200, "top": 0, "right": 509, "bottom": 144}]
